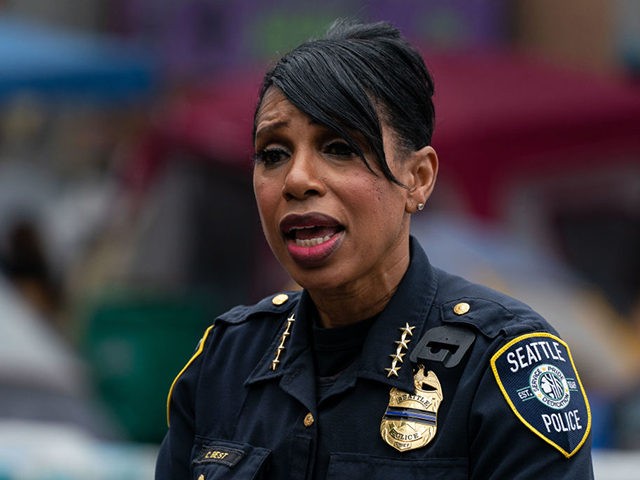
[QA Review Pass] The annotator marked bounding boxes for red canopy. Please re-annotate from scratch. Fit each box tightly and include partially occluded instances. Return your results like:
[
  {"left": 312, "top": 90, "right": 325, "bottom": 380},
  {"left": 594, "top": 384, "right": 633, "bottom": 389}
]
[
  {"left": 136, "top": 53, "right": 640, "bottom": 218},
  {"left": 427, "top": 51, "right": 640, "bottom": 218}
]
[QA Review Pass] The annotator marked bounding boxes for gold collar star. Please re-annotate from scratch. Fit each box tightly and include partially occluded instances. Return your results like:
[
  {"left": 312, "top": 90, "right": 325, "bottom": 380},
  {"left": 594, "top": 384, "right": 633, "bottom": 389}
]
[
  {"left": 385, "top": 364, "right": 401, "bottom": 377},
  {"left": 386, "top": 323, "right": 416, "bottom": 377}
]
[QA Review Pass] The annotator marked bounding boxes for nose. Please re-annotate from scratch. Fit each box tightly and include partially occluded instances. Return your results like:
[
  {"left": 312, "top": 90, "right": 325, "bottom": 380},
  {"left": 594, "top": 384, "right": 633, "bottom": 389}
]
[{"left": 282, "top": 149, "right": 326, "bottom": 201}]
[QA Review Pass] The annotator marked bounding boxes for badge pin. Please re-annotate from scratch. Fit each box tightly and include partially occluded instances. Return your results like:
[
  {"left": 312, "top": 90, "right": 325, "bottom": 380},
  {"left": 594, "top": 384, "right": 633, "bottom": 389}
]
[{"left": 380, "top": 365, "right": 443, "bottom": 452}]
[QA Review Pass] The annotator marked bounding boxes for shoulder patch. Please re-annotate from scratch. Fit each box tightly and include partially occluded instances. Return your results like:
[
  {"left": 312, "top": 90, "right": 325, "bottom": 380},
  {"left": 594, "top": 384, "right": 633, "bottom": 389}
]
[{"left": 490, "top": 332, "right": 591, "bottom": 458}]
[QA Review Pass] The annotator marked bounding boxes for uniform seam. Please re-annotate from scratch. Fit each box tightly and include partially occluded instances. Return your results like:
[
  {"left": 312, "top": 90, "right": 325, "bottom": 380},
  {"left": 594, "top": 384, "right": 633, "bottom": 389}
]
[{"left": 166, "top": 324, "right": 215, "bottom": 426}]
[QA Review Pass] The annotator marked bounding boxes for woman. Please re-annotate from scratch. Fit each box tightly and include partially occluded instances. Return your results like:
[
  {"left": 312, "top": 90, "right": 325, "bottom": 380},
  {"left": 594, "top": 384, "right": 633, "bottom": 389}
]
[{"left": 156, "top": 20, "right": 593, "bottom": 479}]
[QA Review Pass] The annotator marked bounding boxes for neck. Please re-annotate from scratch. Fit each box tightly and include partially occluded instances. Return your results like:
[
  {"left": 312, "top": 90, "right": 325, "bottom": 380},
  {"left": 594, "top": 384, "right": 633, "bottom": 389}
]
[{"left": 310, "top": 250, "right": 410, "bottom": 329}]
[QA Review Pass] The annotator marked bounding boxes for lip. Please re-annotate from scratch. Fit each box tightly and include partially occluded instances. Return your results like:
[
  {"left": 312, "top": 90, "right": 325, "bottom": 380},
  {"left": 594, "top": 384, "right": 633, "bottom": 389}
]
[
  {"left": 279, "top": 212, "right": 345, "bottom": 268},
  {"left": 280, "top": 212, "right": 342, "bottom": 232}
]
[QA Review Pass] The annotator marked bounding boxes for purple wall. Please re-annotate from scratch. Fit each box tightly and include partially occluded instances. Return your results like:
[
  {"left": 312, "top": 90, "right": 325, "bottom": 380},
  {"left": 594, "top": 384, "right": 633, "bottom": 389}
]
[{"left": 110, "top": 0, "right": 509, "bottom": 75}]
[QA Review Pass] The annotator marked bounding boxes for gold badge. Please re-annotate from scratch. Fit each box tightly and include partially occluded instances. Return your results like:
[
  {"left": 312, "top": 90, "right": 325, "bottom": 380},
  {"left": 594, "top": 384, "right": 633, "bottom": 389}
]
[{"left": 380, "top": 366, "right": 443, "bottom": 452}]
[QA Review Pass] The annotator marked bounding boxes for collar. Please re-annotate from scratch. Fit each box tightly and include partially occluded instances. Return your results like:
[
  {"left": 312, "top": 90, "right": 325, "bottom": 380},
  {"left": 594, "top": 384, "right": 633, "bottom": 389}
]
[
  {"left": 246, "top": 236, "right": 439, "bottom": 397},
  {"left": 356, "top": 236, "right": 439, "bottom": 392}
]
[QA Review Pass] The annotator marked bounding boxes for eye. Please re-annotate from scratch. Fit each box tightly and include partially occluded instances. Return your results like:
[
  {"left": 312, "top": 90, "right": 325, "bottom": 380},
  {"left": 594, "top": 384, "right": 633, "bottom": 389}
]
[
  {"left": 324, "top": 140, "right": 358, "bottom": 158},
  {"left": 253, "top": 146, "right": 290, "bottom": 166}
]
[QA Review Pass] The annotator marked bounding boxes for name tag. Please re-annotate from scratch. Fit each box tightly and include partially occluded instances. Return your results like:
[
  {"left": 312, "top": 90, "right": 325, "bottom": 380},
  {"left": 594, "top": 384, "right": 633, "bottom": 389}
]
[{"left": 194, "top": 445, "right": 245, "bottom": 467}]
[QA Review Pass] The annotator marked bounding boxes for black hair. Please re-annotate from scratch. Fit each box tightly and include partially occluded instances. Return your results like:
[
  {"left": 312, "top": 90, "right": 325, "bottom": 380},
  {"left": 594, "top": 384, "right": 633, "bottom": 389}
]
[{"left": 253, "top": 19, "right": 435, "bottom": 185}]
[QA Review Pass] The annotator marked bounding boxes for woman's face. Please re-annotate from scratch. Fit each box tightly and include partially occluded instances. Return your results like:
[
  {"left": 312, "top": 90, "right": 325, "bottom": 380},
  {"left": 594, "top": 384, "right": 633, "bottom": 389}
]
[{"left": 253, "top": 88, "right": 416, "bottom": 294}]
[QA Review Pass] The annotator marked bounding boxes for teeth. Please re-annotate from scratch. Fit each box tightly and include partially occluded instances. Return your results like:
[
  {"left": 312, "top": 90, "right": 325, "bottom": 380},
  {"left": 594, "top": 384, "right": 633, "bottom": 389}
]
[{"left": 295, "top": 234, "right": 332, "bottom": 247}]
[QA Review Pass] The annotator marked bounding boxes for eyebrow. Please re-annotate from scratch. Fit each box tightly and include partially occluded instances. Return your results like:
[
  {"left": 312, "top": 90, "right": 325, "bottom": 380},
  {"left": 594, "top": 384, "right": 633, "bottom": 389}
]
[
  {"left": 254, "top": 120, "right": 289, "bottom": 141},
  {"left": 255, "top": 115, "right": 324, "bottom": 136}
]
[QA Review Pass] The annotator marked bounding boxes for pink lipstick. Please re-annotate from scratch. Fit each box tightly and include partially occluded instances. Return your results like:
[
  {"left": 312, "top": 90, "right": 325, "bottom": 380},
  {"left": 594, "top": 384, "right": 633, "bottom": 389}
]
[{"left": 280, "top": 213, "right": 345, "bottom": 268}]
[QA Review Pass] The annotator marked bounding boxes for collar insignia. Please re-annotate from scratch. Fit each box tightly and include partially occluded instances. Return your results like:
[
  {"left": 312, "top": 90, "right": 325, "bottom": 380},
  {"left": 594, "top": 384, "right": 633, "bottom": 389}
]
[
  {"left": 385, "top": 323, "right": 415, "bottom": 377},
  {"left": 271, "top": 314, "right": 295, "bottom": 370},
  {"left": 380, "top": 365, "right": 443, "bottom": 452}
]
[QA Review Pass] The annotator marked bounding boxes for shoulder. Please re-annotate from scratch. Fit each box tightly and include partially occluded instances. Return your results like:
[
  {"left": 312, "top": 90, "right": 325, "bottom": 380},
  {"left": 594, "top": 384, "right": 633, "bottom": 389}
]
[
  {"left": 432, "top": 267, "right": 556, "bottom": 339},
  {"left": 215, "top": 290, "right": 301, "bottom": 326},
  {"left": 166, "top": 290, "right": 301, "bottom": 424},
  {"left": 431, "top": 269, "right": 592, "bottom": 460},
  {"left": 196, "top": 290, "right": 303, "bottom": 364},
  {"left": 197, "top": 290, "right": 302, "bottom": 355},
  {"left": 174, "top": 290, "right": 302, "bottom": 375}
]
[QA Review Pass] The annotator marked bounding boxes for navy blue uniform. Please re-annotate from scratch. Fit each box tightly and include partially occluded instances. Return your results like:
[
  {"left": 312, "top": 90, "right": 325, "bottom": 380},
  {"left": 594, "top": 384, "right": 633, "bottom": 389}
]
[{"left": 156, "top": 238, "right": 593, "bottom": 479}]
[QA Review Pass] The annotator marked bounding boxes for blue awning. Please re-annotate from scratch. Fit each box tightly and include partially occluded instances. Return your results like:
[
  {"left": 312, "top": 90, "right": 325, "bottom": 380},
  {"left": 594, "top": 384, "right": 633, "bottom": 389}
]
[{"left": 0, "top": 16, "right": 157, "bottom": 103}]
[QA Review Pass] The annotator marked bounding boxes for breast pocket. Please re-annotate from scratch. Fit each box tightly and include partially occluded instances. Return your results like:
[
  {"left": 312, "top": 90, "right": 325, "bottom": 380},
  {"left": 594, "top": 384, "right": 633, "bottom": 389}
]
[
  {"left": 326, "top": 452, "right": 468, "bottom": 480},
  {"left": 191, "top": 439, "right": 271, "bottom": 480}
]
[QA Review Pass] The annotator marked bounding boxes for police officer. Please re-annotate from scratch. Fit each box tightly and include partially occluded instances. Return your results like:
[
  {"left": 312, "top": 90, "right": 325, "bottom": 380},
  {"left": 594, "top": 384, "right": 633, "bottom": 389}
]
[{"left": 156, "top": 19, "right": 593, "bottom": 479}]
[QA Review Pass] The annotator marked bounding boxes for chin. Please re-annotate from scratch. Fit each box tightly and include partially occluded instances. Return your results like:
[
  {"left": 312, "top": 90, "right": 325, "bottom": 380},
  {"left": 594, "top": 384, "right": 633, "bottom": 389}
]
[{"left": 289, "top": 268, "right": 350, "bottom": 293}]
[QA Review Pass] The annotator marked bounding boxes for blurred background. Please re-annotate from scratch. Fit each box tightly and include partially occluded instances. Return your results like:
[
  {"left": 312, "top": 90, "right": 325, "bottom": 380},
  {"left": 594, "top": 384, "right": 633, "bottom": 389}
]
[{"left": 0, "top": 0, "right": 639, "bottom": 478}]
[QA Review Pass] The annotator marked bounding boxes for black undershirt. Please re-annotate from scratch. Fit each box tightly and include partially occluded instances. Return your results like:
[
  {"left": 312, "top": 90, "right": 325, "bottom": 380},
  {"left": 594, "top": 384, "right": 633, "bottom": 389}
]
[{"left": 312, "top": 315, "right": 377, "bottom": 401}]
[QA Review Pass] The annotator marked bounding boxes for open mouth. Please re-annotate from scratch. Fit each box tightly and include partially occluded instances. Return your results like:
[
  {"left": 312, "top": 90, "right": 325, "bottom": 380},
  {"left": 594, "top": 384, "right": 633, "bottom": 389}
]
[
  {"left": 286, "top": 225, "right": 344, "bottom": 247},
  {"left": 280, "top": 213, "right": 345, "bottom": 267}
]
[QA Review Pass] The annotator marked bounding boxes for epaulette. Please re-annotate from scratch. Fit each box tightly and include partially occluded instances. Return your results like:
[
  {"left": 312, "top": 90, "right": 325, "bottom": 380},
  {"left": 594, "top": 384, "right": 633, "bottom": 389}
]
[
  {"left": 215, "top": 291, "right": 301, "bottom": 325},
  {"left": 438, "top": 297, "right": 548, "bottom": 339}
]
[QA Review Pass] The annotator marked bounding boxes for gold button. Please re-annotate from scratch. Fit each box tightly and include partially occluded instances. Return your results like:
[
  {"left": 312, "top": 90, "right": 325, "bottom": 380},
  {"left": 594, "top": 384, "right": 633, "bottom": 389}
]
[
  {"left": 272, "top": 293, "right": 289, "bottom": 306},
  {"left": 197, "top": 475, "right": 205, "bottom": 480},
  {"left": 303, "top": 412, "right": 314, "bottom": 427},
  {"left": 453, "top": 302, "right": 470, "bottom": 315}
]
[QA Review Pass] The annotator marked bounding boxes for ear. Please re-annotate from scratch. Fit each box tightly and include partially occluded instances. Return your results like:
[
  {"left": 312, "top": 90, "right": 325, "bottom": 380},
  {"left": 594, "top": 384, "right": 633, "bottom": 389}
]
[{"left": 403, "top": 145, "right": 438, "bottom": 214}]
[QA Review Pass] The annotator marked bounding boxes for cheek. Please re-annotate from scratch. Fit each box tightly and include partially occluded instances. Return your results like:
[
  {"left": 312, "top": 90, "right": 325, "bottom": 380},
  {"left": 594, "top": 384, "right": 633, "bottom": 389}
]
[
  {"left": 253, "top": 176, "right": 273, "bottom": 208},
  {"left": 373, "top": 182, "right": 386, "bottom": 204},
  {"left": 253, "top": 177, "right": 280, "bottom": 235},
  {"left": 367, "top": 183, "right": 408, "bottom": 233},
  {"left": 367, "top": 179, "right": 404, "bottom": 213}
]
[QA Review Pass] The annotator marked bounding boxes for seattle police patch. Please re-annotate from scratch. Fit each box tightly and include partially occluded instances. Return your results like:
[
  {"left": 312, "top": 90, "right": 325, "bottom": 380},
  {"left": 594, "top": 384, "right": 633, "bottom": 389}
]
[{"left": 490, "top": 332, "right": 591, "bottom": 458}]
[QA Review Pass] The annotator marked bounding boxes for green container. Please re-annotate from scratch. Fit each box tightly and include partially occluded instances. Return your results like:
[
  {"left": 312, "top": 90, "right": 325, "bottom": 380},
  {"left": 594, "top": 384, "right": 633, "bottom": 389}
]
[{"left": 83, "top": 293, "right": 215, "bottom": 444}]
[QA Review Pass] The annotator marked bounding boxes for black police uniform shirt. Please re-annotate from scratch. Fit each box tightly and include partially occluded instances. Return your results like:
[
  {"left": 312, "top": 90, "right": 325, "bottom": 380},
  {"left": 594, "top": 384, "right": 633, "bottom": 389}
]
[{"left": 156, "top": 237, "right": 594, "bottom": 479}]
